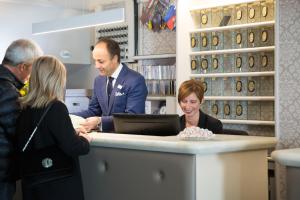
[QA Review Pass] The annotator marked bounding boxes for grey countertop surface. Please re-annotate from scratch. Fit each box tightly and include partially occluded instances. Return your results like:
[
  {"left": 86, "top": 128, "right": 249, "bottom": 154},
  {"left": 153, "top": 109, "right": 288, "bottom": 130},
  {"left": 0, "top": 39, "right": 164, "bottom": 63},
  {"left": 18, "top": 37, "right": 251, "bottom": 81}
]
[
  {"left": 89, "top": 132, "right": 277, "bottom": 155},
  {"left": 271, "top": 148, "right": 300, "bottom": 167}
]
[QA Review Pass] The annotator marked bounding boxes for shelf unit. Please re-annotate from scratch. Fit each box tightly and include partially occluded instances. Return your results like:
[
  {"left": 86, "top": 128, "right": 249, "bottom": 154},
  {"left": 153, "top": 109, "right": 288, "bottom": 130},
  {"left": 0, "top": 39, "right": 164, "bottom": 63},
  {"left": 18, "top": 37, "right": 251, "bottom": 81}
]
[
  {"left": 221, "top": 119, "right": 275, "bottom": 126},
  {"left": 189, "top": 20, "right": 275, "bottom": 33},
  {"left": 147, "top": 96, "right": 167, "bottom": 101},
  {"left": 190, "top": 46, "right": 275, "bottom": 56},
  {"left": 177, "top": 0, "right": 276, "bottom": 134},
  {"left": 191, "top": 71, "right": 274, "bottom": 78},
  {"left": 204, "top": 96, "right": 274, "bottom": 101},
  {"left": 131, "top": 54, "right": 176, "bottom": 114},
  {"left": 135, "top": 0, "right": 177, "bottom": 115},
  {"left": 146, "top": 96, "right": 174, "bottom": 100},
  {"left": 132, "top": 54, "right": 176, "bottom": 60},
  {"left": 188, "top": 0, "right": 264, "bottom": 12}
]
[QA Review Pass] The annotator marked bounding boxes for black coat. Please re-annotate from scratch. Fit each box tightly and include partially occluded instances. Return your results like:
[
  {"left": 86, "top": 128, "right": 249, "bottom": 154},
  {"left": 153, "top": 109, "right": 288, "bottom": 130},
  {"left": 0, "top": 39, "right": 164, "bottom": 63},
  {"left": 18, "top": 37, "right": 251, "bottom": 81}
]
[
  {"left": 16, "top": 100, "right": 90, "bottom": 200},
  {"left": 0, "top": 64, "right": 24, "bottom": 181},
  {"left": 179, "top": 110, "right": 223, "bottom": 134}
]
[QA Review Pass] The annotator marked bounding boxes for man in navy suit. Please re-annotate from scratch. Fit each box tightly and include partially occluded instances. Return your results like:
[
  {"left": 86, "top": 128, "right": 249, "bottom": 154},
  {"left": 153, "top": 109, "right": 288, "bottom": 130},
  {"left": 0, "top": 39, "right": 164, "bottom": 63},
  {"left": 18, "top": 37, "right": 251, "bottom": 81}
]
[{"left": 76, "top": 38, "right": 148, "bottom": 132}]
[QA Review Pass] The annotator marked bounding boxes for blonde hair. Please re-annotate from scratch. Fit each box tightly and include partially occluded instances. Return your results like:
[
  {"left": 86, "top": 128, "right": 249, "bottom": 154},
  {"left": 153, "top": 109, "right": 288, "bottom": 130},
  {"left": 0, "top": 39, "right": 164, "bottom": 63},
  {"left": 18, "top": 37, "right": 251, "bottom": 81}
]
[{"left": 20, "top": 56, "right": 66, "bottom": 108}]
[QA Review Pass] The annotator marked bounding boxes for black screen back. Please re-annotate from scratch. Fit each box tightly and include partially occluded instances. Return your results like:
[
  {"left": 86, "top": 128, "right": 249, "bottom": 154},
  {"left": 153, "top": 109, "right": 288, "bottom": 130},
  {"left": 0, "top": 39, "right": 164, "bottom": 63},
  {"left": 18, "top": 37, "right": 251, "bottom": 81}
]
[{"left": 113, "top": 113, "right": 180, "bottom": 136}]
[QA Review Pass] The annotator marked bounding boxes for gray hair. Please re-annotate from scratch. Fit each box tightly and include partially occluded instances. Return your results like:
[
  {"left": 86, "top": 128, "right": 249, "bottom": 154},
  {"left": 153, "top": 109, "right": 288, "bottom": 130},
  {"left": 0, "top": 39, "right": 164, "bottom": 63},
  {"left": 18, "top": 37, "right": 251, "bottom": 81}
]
[{"left": 2, "top": 39, "right": 43, "bottom": 66}]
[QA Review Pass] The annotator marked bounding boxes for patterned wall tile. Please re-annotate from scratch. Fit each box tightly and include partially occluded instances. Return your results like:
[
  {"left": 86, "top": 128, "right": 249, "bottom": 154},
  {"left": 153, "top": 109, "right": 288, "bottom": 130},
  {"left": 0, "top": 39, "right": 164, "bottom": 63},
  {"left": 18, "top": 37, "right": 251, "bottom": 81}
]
[
  {"left": 139, "top": 26, "right": 176, "bottom": 55},
  {"left": 138, "top": 1, "right": 176, "bottom": 55}
]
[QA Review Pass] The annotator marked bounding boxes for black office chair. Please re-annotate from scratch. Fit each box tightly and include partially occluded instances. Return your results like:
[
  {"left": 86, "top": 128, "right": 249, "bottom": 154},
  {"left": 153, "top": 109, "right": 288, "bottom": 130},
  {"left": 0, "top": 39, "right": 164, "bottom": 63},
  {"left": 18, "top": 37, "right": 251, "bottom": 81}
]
[{"left": 222, "top": 128, "right": 248, "bottom": 136}]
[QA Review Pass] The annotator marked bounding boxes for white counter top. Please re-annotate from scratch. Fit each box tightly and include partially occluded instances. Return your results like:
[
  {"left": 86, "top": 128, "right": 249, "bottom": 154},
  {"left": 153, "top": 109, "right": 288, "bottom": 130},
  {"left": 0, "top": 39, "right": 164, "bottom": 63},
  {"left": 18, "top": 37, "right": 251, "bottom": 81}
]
[
  {"left": 271, "top": 148, "right": 300, "bottom": 167},
  {"left": 89, "top": 132, "right": 276, "bottom": 155}
]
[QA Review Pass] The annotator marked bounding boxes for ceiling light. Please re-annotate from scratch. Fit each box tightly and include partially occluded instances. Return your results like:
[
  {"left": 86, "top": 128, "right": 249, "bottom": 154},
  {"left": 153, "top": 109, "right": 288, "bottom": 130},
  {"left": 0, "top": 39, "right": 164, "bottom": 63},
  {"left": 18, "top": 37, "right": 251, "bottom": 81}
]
[{"left": 32, "top": 7, "right": 124, "bottom": 35}]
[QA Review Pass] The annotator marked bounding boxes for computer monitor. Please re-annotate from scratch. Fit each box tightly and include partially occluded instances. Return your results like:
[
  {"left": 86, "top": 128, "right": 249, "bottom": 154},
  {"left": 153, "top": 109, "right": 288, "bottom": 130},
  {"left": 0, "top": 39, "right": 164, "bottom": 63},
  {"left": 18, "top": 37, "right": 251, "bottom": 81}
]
[{"left": 113, "top": 113, "right": 181, "bottom": 136}]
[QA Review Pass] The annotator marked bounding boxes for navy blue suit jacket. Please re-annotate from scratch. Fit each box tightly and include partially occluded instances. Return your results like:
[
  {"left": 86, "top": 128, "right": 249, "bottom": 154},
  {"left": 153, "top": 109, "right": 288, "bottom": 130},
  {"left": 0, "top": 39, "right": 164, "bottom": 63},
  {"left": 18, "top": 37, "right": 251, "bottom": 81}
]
[{"left": 76, "top": 64, "right": 148, "bottom": 132}]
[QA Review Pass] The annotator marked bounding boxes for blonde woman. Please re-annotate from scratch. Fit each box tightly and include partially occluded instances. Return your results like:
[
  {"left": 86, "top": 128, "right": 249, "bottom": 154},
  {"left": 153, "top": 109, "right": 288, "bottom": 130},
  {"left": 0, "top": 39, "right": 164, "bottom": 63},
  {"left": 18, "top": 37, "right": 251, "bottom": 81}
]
[{"left": 16, "top": 56, "right": 91, "bottom": 200}]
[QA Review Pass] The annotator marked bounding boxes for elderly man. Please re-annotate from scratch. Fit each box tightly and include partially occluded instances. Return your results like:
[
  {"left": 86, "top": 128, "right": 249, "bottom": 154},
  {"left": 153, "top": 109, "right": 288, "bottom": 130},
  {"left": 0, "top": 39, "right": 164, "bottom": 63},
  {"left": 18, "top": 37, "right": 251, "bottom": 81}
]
[{"left": 0, "top": 39, "right": 42, "bottom": 200}]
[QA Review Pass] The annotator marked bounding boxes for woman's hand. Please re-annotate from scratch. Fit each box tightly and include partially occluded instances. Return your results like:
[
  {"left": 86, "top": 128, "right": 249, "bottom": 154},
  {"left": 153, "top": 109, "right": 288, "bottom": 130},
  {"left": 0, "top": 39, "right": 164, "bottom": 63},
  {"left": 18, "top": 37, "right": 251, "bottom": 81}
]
[
  {"left": 75, "top": 126, "right": 92, "bottom": 142},
  {"left": 75, "top": 126, "right": 87, "bottom": 135}
]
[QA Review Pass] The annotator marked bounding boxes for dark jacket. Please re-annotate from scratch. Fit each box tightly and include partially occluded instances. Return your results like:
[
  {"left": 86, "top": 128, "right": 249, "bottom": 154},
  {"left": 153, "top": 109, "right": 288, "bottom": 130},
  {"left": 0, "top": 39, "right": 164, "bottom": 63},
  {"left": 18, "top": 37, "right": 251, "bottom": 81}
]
[
  {"left": 16, "top": 100, "right": 90, "bottom": 200},
  {"left": 179, "top": 109, "right": 223, "bottom": 134},
  {"left": 0, "top": 64, "right": 24, "bottom": 181}
]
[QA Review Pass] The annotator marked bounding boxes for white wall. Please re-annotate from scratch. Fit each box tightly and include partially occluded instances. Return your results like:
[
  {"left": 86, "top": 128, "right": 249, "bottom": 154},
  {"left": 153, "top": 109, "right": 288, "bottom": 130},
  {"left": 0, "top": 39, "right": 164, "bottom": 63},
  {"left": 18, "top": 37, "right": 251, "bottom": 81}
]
[
  {"left": 0, "top": 2, "right": 68, "bottom": 59},
  {"left": 0, "top": 2, "right": 99, "bottom": 89}
]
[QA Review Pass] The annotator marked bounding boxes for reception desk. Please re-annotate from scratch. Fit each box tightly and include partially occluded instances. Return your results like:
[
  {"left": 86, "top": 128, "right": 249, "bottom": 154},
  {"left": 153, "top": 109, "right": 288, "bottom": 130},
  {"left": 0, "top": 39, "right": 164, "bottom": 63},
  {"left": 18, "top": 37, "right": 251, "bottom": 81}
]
[
  {"left": 271, "top": 148, "right": 300, "bottom": 200},
  {"left": 80, "top": 133, "right": 276, "bottom": 200}
]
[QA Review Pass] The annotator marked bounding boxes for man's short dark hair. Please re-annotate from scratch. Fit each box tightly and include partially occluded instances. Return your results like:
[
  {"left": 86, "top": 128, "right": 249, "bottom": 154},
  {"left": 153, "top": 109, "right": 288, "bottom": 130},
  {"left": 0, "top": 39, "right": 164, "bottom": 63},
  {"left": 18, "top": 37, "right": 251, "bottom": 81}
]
[{"left": 96, "top": 37, "right": 121, "bottom": 63}]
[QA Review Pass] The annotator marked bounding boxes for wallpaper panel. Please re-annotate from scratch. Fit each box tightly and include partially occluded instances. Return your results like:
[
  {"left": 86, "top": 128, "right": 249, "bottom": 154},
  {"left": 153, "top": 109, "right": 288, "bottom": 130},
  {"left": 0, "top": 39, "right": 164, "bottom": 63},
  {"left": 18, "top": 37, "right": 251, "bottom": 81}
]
[
  {"left": 277, "top": 0, "right": 300, "bottom": 199},
  {"left": 278, "top": 0, "right": 300, "bottom": 148}
]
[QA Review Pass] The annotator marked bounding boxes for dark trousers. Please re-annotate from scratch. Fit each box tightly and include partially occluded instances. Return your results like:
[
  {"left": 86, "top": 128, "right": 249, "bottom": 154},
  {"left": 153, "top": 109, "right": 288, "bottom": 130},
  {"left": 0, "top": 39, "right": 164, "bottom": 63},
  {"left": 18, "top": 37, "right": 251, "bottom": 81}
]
[{"left": 0, "top": 181, "right": 15, "bottom": 200}]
